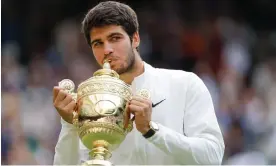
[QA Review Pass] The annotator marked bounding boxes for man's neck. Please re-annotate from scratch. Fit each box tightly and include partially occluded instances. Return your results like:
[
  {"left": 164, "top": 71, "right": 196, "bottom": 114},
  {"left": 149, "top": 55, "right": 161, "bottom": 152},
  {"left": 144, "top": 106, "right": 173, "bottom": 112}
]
[{"left": 120, "top": 55, "right": 144, "bottom": 85}]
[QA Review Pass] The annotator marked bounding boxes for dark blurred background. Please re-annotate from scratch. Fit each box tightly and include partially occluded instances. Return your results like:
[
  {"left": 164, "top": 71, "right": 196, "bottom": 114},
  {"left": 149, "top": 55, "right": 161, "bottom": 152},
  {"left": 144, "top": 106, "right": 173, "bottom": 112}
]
[{"left": 2, "top": 0, "right": 276, "bottom": 164}]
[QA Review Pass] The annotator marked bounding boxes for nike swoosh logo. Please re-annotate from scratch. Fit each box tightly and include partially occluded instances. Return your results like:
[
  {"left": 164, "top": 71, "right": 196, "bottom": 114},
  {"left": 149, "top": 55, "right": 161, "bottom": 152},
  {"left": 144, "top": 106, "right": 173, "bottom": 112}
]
[{"left": 152, "top": 99, "right": 166, "bottom": 108}]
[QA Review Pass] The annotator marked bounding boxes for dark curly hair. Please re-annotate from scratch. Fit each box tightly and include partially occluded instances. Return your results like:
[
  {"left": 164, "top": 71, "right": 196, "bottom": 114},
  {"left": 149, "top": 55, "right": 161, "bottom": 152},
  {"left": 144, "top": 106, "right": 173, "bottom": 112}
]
[{"left": 81, "top": 1, "right": 139, "bottom": 47}]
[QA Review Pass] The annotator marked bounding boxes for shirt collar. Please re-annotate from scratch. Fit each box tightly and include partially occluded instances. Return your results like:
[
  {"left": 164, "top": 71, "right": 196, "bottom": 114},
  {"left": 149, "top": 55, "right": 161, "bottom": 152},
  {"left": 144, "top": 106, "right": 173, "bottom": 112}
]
[
  {"left": 132, "top": 61, "right": 152, "bottom": 85},
  {"left": 131, "top": 61, "right": 152, "bottom": 89}
]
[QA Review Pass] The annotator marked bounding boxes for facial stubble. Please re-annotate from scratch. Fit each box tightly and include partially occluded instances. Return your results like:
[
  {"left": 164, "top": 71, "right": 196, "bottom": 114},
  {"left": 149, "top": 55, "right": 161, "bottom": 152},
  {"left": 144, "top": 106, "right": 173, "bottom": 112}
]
[{"left": 115, "top": 47, "right": 136, "bottom": 75}]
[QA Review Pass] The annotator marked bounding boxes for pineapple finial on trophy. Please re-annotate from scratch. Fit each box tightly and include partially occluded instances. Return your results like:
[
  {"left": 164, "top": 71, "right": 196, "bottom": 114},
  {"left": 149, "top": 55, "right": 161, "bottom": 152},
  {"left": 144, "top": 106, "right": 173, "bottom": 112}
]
[
  {"left": 103, "top": 59, "right": 111, "bottom": 69},
  {"left": 93, "top": 59, "right": 119, "bottom": 78}
]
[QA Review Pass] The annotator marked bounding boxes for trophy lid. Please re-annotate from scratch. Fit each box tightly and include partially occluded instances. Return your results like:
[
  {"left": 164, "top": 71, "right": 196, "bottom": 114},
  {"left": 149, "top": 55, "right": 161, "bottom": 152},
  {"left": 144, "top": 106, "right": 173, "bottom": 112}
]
[
  {"left": 93, "top": 60, "right": 119, "bottom": 78},
  {"left": 77, "top": 59, "right": 124, "bottom": 89}
]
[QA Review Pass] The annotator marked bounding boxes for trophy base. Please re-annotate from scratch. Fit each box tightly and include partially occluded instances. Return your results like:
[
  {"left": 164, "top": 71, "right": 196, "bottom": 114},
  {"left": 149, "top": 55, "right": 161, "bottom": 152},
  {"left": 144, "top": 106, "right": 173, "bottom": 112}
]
[{"left": 81, "top": 159, "right": 114, "bottom": 166}]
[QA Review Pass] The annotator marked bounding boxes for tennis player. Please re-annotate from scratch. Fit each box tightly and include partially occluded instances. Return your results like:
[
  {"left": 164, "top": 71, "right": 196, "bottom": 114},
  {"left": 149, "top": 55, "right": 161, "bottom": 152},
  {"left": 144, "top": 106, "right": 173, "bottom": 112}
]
[{"left": 53, "top": 1, "right": 225, "bottom": 165}]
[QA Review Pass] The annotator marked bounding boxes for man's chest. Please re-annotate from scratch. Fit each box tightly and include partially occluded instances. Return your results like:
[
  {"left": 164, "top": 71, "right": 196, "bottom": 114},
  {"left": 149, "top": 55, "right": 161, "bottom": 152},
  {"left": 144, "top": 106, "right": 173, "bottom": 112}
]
[
  {"left": 151, "top": 94, "right": 185, "bottom": 133},
  {"left": 134, "top": 78, "right": 186, "bottom": 130},
  {"left": 110, "top": 76, "right": 188, "bottom": 164}
]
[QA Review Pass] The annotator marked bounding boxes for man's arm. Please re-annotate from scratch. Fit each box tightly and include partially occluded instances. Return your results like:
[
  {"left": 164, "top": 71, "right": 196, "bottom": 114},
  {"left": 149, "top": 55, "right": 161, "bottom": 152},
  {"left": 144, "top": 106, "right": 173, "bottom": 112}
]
[
  {"left": 53, "top": 118, "right": 81, "bottom": 165},
  {"left": 147, "top": 72, "right": 225, "bottom": 165}
]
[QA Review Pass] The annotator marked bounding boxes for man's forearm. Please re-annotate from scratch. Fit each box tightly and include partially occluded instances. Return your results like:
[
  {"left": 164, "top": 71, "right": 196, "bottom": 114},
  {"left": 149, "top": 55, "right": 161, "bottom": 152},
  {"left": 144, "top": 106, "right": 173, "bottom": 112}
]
[
  {"left": 147, "top": 124, "right": 224, "bottom": 165},
  {"left": 53, "top": 118, "right": 81, "bottom": 165}
]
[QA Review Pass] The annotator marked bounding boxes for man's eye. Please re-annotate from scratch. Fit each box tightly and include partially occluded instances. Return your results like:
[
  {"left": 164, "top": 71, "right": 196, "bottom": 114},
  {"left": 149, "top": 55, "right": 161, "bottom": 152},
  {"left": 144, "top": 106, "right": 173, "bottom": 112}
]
[
  {"left": 111, "top": 36, "right": 120, "bottom": 41},
  {"left": 93, "top": 42, "right": 102, "bottom": 47}
]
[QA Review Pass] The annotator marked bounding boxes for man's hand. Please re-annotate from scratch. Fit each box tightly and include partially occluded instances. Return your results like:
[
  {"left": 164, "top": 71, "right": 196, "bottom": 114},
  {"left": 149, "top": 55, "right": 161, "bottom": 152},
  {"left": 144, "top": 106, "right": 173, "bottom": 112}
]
[
  {"left": 124, "top": 96, "right": 152, "bottom": 134},
  {"left": 53, "top": 86, "right": 76, "bottom": 124}
]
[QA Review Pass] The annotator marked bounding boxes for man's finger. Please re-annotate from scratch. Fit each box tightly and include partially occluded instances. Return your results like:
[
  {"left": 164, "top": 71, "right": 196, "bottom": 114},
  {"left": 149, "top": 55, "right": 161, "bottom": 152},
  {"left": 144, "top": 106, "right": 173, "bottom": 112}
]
[
  {"left": 124, "top": 102, "right": 131, "bottom": 129},
  {"left": 53, "top": 86, "right": 61, "bottom": 102},
  {"left": 131, "top": 96, "right": 152, "bottom": 106},
  {"left": 128, "top": 104, "right": 144, "bottom": 116},
  {"left": 129, "top": 99, "right": 148, "bottom": 108},
  {"left": 59, "top": 94, "right": 74, "bottom": 108},
  {"left": 64, "top": 100, "right": 77, "bottom": 113},
  {"left": 54, "top": 90, "right": 67, "bottom": 105}
]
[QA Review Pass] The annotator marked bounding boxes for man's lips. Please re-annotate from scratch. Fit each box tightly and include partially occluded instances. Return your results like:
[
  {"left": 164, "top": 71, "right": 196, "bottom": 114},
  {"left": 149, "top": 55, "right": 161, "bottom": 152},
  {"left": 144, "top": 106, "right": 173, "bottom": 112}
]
[
  {"left": 107, "top": 59, "right": 118, "bottom": 65},
  {"left": 102, "top": 59, "right": 116, "bottom": 69}
]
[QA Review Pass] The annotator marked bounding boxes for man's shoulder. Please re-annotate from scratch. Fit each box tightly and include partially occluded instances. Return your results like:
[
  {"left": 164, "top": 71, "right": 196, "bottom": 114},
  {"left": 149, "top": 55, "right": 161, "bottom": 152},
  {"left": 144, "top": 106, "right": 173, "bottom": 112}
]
[
  {"left": 152, "top": 66, "right": 198, "bottom": 82},
  {"left": 145, "top": 62, "right": 203, "bottom": 85},
  {"left": 149, "top": 66, "right": 206, "bottom": 92}
]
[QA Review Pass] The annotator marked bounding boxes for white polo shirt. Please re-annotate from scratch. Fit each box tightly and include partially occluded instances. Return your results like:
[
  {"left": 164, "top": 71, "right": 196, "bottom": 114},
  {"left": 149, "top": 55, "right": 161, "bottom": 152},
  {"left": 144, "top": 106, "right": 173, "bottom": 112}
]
[{"left": 53, "top": 62, "right": 225, "bottom": 165}]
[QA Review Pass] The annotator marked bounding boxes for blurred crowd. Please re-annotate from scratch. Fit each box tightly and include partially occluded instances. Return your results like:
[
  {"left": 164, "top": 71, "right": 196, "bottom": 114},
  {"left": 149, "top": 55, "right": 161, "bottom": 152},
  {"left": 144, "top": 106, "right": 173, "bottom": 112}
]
[{"left": 2, "top": 0, "right": 276, "bottom": 165}]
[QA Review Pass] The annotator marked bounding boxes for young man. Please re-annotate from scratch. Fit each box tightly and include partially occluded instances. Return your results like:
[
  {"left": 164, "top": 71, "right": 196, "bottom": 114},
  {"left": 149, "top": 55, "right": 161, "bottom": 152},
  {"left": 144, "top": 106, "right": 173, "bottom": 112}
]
[{"left": 53, "top": 1, "right": 225, "bottom": 165}]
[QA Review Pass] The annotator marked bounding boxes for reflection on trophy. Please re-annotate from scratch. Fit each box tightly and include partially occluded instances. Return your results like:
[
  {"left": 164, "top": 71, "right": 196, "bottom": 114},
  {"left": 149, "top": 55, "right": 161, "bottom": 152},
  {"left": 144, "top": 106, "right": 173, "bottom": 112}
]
[{"left": 58, "top": 60, "right": 150, "bottom": 166}]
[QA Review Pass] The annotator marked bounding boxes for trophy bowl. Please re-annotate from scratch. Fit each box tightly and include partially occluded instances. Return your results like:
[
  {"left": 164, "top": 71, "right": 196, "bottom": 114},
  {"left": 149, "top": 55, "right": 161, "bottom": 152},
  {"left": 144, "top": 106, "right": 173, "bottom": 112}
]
[{"left": 58, "top": 61, "right": 143, "bottom": 166}]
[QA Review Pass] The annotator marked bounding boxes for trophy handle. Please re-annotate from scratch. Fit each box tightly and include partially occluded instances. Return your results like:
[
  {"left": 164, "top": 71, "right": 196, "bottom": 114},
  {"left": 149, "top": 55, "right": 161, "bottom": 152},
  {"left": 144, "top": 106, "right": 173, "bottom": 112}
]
[
  {"left": 58, "top": 79, "right": 76, "bottom": 95},
  {"left": 58, "top": 79, "right": 79, "bottom": 126},
  {"left": 136, "top": 89, "right": 151, "bottom": 100}
]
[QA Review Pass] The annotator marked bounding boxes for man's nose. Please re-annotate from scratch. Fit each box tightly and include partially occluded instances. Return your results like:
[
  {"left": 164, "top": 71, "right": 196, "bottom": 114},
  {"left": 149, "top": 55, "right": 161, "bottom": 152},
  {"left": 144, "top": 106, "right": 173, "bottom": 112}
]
[{"left": 104, "top": 44, "right": 114, "bottom": 55}]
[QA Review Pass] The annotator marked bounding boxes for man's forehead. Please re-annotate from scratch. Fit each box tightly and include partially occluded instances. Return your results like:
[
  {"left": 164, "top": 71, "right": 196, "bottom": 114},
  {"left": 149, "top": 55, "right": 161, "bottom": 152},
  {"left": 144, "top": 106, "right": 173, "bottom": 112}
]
[{"left": 90, "top": 25, "right": 125, "bottom": 39}]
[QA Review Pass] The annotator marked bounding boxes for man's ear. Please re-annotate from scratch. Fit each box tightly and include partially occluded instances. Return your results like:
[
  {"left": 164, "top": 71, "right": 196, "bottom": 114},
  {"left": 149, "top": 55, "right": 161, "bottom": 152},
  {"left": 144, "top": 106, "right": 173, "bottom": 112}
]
[{"left": 132, "top": 31, "right": 140, "bottom": 49}]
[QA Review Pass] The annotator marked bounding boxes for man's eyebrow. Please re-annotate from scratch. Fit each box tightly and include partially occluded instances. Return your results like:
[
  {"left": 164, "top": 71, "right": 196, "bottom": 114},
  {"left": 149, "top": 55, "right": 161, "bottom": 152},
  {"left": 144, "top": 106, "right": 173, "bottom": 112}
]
[
  {"left": 90, "top": 33, "right": 123, "bottom": 45},
  {"left": 107, "top": 32, "right": 123, "bottom": 38}
]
